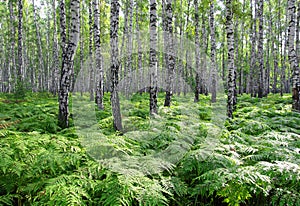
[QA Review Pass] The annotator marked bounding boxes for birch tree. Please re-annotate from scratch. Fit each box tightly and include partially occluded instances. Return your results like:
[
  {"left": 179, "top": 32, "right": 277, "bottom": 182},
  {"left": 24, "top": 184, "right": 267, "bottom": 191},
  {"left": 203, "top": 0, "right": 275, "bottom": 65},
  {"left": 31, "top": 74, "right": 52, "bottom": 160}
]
[
  {"left": 94, "top": 0, "right": 104, "bottom": 110},
  {"left": 287, "top": 0, "right": 300, "bottom": 111},
  {"left": 249, "top": 0, "right": 257, "bottom": 97},
  {"left": 51, "top": 0, "right": 59, "bottom": 95},
  {"left": 194, "top": 0, "right": 200, "bottom": 102},
  {"left": 210, "top": 0, "right": 217, "bottom": 103},
  {"left": 226, "top": 0, "right": 235, "bottom": 118},
  {"left": 58, "top": 0, "right": 80, "bottom": 128},
  {"left": 150, "top": 0, "right": 158, "bottom": 114},
  {"left": 32, "top": 0, "right": 44, "bottom": 91},
  {"left": 17, "top": 0, "right": 24, "bottom": 92},
  {"left": 125, "top": 0, "right": 133, "bottom": 95},
  {"left": 8, "top": 0, "right": 16, "bottom": 93},
  {"left": 110, "top": 0, "right": 123, "bottom": 131},
  {"left": 89, "top": 1, "right": 94, "bottom": 101},
  {"left": 257, "top": 0, "right": 264, "bottom": 98},
  {"left": 164, "top": 0, "right": 175, "bottom": 107}
]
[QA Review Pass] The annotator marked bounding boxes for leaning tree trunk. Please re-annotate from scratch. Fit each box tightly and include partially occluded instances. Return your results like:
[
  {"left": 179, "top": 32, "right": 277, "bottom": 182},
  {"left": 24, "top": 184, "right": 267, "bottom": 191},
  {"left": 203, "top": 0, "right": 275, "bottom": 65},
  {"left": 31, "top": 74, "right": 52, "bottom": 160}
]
[
  {"left": 58, "top": 0, "right": 80, "bottom": 128},
  {"left": 94, "top": 0, "right": 104, "bottom": 110},
  {"left": 149, "top": 0, "right": 158, "bottom": 114},
  {"left": 164, "top": 0, "right": 175, "bottom": 107},
  {"left": 194, "top": 0, "right": 200, "bottom": 102},
  {"left": 257, "top": 0, "right": 264, "bottom": 98},
  {"left": 287, "top": 0, "right": 300, "bottom": 111},
  {"left": 226, "top": 0, "right": 235, "bottom": 118},
  {"left": 59, "top": 0, "right": 67, "bottom": 54},
  {"left": 210, "top": 1, "right": 217, "bottom": 103},
  {"left": 110, "top": 0, "right": 123, "bottom": 131}
]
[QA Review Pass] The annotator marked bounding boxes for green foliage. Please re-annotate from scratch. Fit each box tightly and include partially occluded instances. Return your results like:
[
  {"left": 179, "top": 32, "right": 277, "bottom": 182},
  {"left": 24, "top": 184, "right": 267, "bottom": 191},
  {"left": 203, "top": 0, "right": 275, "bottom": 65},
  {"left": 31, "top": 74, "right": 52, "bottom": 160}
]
[{"left": 0, "top": 93, "right": 299, "bottom": 206}]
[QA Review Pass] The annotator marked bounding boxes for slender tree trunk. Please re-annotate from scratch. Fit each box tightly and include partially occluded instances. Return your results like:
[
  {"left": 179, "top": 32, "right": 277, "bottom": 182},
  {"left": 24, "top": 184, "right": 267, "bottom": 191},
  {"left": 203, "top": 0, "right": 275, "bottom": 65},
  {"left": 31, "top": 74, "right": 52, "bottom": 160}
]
[
  {"left": 272, "top": 0, "right": 280, "bottom": 94},
  {"left": 183, "top": 0, "right": 191, "bottom": 96},
  {"left": 9, "top": 1, "right": 16, "bottom": 93},
  {"left": 222, "top": 27, "right": 226, "bottom": 84},
  {"left": 0, "top": 28, "right": 3, "bottom": 92},
  {"left": 234, "top": 18, "right": 239, "bottom": 99},
  {"left": 164, "top": 0, "right": 175, "bottom": 107},
  {"left": 239, "top": 0, "right": 245, "bottom": 95},
  {"left": 125, "top": 0, "right": 133, "bottom": 95},
  {"left": 281, "top": 24, "right": 287, "bottom": 96},
  {"left": 201, "top": 12, "right": 208, "bottom": 95},
  {"left": 296, "top": 1, "right": 300, "bottom": 64},
  {"left": 265, "top": 10, "right": 270, "bottom": 96},
  {"left": 257, "top": 0, "right": 264, "bottom": 98},
  {"left": 150, "top": 0, "right": 158, "bottom": 114},
  {"left": 226, "top": 0, "right": 235, "bottom": 118},
  {"left": 210, "top": 1, "right": 217, "bottom": 103},
  {"left": 249, "top": 0, "right": 257, "bottom": 97},
  {"left": 58, "top": 0, "right": 80, "bottom": 128},
  {"left": 79, "top": 1, "right": 84, "bottom": 96},
  {"left": 120, "top": 0, "right": 129, "bottom": 81},
  {"left": 45, "top": 3, "right": 51, "bottom": 92},
  {"left": 52, "top": 0, "right": 59, "bottom": 95},
  {"left": 176, "top": 0, "right": 184, "bottom": 96},
  {"left": 94, "top": 0, "right": 104, "bottom": 110},
  {"left": 162, "top": 0, "right": 168, "bottom": 91},
  {"left": 135, "top": 3, "right": 142, "bottom": 91},
  {"left": 288, "top": 0, "right": 300, "bottom": 111},
  {"left": 60, "top": 0, "right": 67, "bottom": 53},
  {"left": 194, "top": 0, "right": 200, "bottom": 102},
  {"left": 110, "top": 0, "right": 123, "bottom": 131},
  {"left": 89, "top": 1, "right": 94, "bottom": 101},
  {"left": 17, "top": 0, "right": 24, "bottom": 88}
]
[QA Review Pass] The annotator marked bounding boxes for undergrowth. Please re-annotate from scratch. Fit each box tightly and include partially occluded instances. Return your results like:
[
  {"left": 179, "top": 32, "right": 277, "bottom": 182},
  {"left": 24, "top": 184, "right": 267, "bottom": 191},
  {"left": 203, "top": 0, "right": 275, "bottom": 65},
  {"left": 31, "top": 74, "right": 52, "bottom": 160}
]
[{"left": 0, "top": 92, "right": 299, "bottom": 205}]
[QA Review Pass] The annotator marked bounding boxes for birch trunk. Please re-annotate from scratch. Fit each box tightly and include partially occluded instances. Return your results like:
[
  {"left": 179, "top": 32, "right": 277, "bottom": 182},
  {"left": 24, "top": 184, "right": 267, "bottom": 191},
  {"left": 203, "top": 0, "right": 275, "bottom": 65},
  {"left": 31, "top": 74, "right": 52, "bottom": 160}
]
[
  {"left": 194, "top": 0, "right": 200, "bottom": 102},
  {"left": 89, "top": 1, "right": 94, "bottom": 101},
  {"left": 94, "top": 0, "right": 104, "bottom": 110},
  {"left": 150, "top": 0, "right": 158, "bottom": 114},
  {"left": 257, "top": 0, "right": 264, "bottom": 98},
  {"left": 9, "top": 1, "right": 15, "bottom": 93},
  {"left": 110, "top": 0, "right": 123, "bottom": 131},
  {"left": 17, "top": 0, "right": 24, "bottom": 86},
  {"left": 288, "top": 0, "right": 300, "bottom": 111},
  {"left": 296, "top": 1, "right": 300, "bottom": 64},
  {"left": 226, "top": 0, "right": 235, "bottom": 118},
  {"left": 58, "top": 0, "right": 80, "bottom": 128},
  {"left": 125, "top": 0, "right": 133, "bottom": 95},
  {"left": 52, "top": 0, "right": 59, "bottom": 95},
  {"left": 135, "top": 3, "right": 142, "bottom": 91},
  {"left": 201, "top": 12, "right": 208, "bottom": 95},
  {"left": 249, "top": 0, "right": 257, "bottom": 97},
  {"left": 164, "top": 0, "right": 175, "bottom": 107},
  {"left": 210, "top": 1, "right": 217, "bottom": 103}
]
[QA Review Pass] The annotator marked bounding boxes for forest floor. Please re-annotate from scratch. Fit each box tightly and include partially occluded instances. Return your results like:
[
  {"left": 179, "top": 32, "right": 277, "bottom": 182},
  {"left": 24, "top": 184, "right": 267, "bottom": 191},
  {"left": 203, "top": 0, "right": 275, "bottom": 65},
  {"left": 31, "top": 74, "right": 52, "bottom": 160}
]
[{"left": 0, "top": 92, "right": 299, "bottom": 206}]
